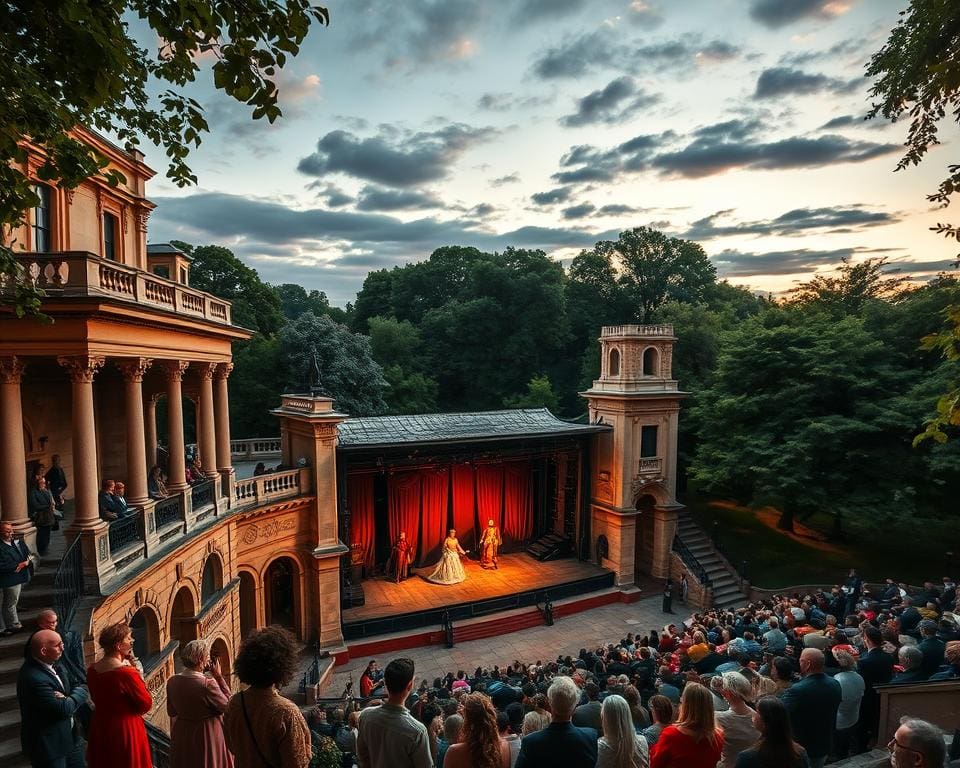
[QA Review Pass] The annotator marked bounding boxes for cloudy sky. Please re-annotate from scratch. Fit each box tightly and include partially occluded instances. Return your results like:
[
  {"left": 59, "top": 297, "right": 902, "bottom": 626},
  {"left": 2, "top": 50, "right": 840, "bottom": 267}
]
[{"left": 144, "top": 0, "right": 958, "bottom": 307}]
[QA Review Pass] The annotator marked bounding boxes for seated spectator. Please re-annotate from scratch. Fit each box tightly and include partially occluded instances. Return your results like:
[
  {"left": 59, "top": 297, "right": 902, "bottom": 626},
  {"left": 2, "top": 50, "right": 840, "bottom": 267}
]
[
  {"left": 336, "top": 710, "right": 359, "bottom": 757},
  {"left": 597, "top": 694, "right": 649, "bottom": 768},
  {"left": 437, "top": 713, "right": 462, "bottom": 768},
  {"left": 891, "top": 646, "right": 925, "bottom": 684},
  {"left": 733, "top": 695, "right": 809, "bottom": 768},
  {"left": 148, "top": 465, "right": 167, "bottom": 500},
  {"left": 360, "top": 660, "right": 378, "bottom": 697},
  {"left": 113, "top": 481, "right": 131, "bottom": 517},
  {"left": 253, "top": 462, "right": 267, "bottom": 476},
  {"left": 686, "top": 632, "right": 710, "bottom": 664},
  {"left": 928, "top": 640, "right": 960, "bottom": 680},
  {"left": 572, "top": 680, "right": 602, "bottom": 734},
  {"left": 516, "top": 676, "right": 597, "bottom": 768},
  {"left": 716, "top": 672, "right": 760, "bottom": 768},
  {"left": 917, "top": 620, "right": 945, "bottom": 679},
  {"left": 650, "top": 682, "right": 722, "bottom": 768},
  {"left": 521, "top": 693, "right": 551, "bottom": 736},
  {"left": 887, "top": 718, "right": 946, "bottom": 768},
  {"left": 445, "top": 692, "right": 510, "bottom": 768},
  {"left": 97, "top": 479, "right": 119, "bottom": 521},
  {"left": 642, "top": 695, "right": 673, "bottom": 748},
  {"left": 623, "top": 684, "right": 651, "bottom": 731}
]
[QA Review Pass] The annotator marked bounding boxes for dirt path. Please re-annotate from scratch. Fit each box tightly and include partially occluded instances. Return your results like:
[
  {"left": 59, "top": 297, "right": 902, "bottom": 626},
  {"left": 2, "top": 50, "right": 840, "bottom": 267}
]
[{"left": 708, "top": 500, "right": 849, "bottom": 555}]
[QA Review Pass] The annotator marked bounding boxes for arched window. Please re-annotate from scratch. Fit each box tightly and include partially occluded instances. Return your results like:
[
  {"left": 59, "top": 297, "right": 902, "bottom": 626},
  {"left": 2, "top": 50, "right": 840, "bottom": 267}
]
[
  {"left": 169, "top": 586, "right": 197, "bottom": 651},
  {"left": 265, "top": 557, "right": 299, "bottom": 634},
  {"left": 201, "top": 555, "right": 223, "bottom": 606},
  {"left": 129, "top": 607, "right": 161, "bottom": 664},
  {"left": 642, "top": 347, "right": 659, "bottom": 376},
  {"left": 609, "top": 347, "right": 621, "bottom": 377},
  {"left": 239, "top": 571, "right": 258, "bottom": 638}
]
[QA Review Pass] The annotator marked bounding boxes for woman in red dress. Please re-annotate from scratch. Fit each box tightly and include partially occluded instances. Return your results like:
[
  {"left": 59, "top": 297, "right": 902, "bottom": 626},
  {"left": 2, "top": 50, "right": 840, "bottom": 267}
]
[
  {"left": 650, "top": 682, "right": 724, "bottom": 768},
  {"left": 86, "top": 621, "right": 153, "bottom": 768}
]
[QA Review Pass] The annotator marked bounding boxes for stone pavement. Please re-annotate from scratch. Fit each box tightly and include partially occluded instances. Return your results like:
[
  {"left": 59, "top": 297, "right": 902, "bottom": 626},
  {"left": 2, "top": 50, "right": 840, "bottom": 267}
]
[{"left": 326, "top": 594, "right": 681, "bottom": 695}]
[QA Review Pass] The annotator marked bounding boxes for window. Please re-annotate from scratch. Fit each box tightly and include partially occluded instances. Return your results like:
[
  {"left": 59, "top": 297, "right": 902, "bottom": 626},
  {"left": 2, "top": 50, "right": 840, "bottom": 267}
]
[
  {"left": 608, "top": 348, "right": 621, "bottom": 377},
  {"left": 103, "top": 213, "right": 118, "bottom": 260},
  {"left": 640, "top": 425, "right": 658, "bottom": 458},
  {"left": 642, "top": 347, "right": 659, "bottom": 376},
  {"left": 152, "top": 265, "right": 170, "bottom": 279},
  {"left": 200, "top": 555, "right": 223, "bottom": 606},
  {"left": 31, "top": 184, "right": 51, "bottom": 251}
]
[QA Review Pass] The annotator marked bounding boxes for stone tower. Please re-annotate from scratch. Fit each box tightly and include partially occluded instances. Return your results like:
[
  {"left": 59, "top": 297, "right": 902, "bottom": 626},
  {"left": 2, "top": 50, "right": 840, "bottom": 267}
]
[{"left": 581, "top": 325, "right": 685, "bottom": 585}]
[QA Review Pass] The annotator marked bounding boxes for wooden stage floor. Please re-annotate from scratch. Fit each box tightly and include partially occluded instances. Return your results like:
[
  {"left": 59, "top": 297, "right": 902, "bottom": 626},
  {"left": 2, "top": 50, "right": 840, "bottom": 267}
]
[{"left": 342, "top": 554, "right": 611, "bottom": 623}]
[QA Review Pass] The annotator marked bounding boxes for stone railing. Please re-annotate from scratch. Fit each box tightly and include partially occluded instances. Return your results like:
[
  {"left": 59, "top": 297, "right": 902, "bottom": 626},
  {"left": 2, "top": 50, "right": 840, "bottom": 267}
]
[
  {"left": 234, "top": 468, "right": 308, "bottom": 507},
  {"left": 230, "top": 437, "right": 282, "bottom": 459},
  {"left": 601, "top": 324, "right": 674, "bottom": 337},
  {"left": 9, "top": 251, "right": 233, "bottom": 325}
]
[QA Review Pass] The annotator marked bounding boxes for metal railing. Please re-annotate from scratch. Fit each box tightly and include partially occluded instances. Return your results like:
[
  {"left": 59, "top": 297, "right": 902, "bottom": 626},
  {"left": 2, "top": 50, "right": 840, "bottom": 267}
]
[
  {"left": 153, "top": 494, "right": 183, "bottom": 530},
  {"left": 190, "top": 479, "right": 215, "bottom": 511},
  {"left": 108, "top": 513, "right": 144, "bottom": 555},
  {"left": 672, "top": 534, "right": 712, "bottom": 588},
  {"left": 146, "top": 721, "right": 171, "bottom": 768},
  {"left": 54, "top": 535, "right": 85, "bottom": 629}
]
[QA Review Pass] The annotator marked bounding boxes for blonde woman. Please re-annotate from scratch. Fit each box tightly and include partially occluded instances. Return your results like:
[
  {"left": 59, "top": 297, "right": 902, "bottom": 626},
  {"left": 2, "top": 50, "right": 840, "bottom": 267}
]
[
  {"left": 521, "top": 693, "right": 551, "bottom": 736},
  {"left": 597, "top": 694, "right": 649, "bottom": 768},
  {"left": 715, "top": 672, "right": 760, "bottom": 768},
  {"left": 649, "top": 683, "right": 723, "bottom": 768}
]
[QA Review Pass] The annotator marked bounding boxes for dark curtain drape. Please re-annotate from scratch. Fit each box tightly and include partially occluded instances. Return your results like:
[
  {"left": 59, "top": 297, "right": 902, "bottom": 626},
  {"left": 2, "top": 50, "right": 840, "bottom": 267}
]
[
  {"left": 452, "top": 464, "right": 477, "bottom": 551},
  {"left": 347, "top": 473, "right": 375, "bottom": 570},
  {"left": 419, "top": 468, "right": 449, "bottom": 566},
  {"left": 388, "top": 472, "right": 421, "bottom": 565},
  {"left": 503, "top": 461, "right": 533, "bottom": 547},
  {"left": 476, "top": 464, "right": 504, "bottom": 535}
]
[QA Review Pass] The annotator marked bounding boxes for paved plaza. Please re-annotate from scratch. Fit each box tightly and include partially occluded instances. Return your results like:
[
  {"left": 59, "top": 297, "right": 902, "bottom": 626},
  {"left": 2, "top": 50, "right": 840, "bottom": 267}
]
[{"left": 326, "top": 594, "right": 676, "bottom": 695}]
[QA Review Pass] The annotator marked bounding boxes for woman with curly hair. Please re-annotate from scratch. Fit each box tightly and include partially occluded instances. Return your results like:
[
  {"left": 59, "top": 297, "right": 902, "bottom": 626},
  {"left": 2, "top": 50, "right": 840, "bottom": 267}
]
[
  {"left": 223, "top": 626, "right": 312, "bottom": 768},
  {"left": 444, "top": 692, "right": 510, "bottom": 768}
]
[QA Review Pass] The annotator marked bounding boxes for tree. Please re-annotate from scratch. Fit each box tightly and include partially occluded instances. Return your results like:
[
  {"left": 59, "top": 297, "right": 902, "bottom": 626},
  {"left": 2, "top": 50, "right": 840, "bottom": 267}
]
[
  {"left": 787, "top": 256, "right": 908, "bottom": 315},
  {"left": 503, "top": 375, "right": 560, "bottom": 413},
  {"left": 595, "top": 227, "right": 717, "bottom": 323},
  {"left": 279, "top": 313, "right": 387, "bottom": 416},
  {"left": 173, "top": 241, "right": 283, "bottom": 335},
  {"left": 0, "top": 0, "right": 328, "bottom": 315},
  {"left": 367, "top": 315, "right": 438, "bottom": 414}
]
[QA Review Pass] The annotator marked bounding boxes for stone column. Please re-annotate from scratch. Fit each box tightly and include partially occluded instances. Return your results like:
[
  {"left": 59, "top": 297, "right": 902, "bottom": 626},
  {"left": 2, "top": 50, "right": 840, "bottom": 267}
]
[
  {"left": 160, "top": 360, "right": 189, "bottom": 492},
  {"left": 650, "top": 506, "right": 679, "bottom": 579},
  {"left": 213, "top": 363, "right": 233, "bottom": 473},
  {"left": 144, "top": 394, "right": 158, "bottom": 470},
  {"left": 0, "top": 357, "right": 33, "bottom": 537},
  {"left": 58, "top": 355, "right": 106, "bottom": 528},
  {"left": 117, "top": 358, "right": 152, "bottom": 506},
  {"left": 196, "top": 363, "right": 218, "bottom": 479}
]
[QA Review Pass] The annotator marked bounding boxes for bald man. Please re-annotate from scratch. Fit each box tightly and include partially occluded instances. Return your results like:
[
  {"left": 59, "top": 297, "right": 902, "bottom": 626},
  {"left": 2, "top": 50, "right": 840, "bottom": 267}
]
[
  {"left": 17, "top": 629, "right": 89, "bottom": 767},
  {"left": 780, "top": 648, "right": 842, "bottom": 768},
  {"left": 24, "top": 610, "right": 61, "bottom": 660}
]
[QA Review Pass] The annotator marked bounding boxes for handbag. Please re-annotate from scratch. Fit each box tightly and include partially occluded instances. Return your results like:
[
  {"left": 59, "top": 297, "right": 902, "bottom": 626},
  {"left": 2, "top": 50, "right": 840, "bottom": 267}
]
[{"left": 240, "top": 691, "right": 279, "bottom": 768}]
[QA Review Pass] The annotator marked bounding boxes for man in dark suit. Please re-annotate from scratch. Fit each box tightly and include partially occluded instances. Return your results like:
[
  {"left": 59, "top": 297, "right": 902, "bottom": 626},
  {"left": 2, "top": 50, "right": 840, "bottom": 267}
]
[
  {"left": 891, "top": 646, "right": 926, "bottom": 684},
  {"left": 516, "top": 675, "right": 597, "bottom": 768},
  {"left": 780, "top": 648, "right": 841, "bottom": 768},
  {"left": 0, "top": 521, "right": 35, "bottom": 636},
  {"left": 856, "top": 624, "right": 894, "bottom": 752},
  {"left": 572, "top": 681, "right": 602, "bottom": 734},
  {"left": 917, "top": 620, "right": 946, "bottom": 679},
  {"left": 18, "top": 629, "right": 90, "bottom": 767}
]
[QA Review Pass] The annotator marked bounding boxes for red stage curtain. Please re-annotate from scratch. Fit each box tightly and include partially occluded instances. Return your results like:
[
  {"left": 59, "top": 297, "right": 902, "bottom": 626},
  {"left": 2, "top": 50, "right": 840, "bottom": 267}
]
[
  {"left": 419, "top": 468, "right": 449, "bottom": 566},
  {"left": 388, "top": 472, "right": 421, "bottom": 564},
  {"left": 503, "top": 461, "right": 533, "bottom": 547},
  {"left": 452, "top": 464, "right": 477, "bottom": 551},
  {"left": 347, "top": 473, "right": 375, "bottom": 570},
  {"left": 476, "top": 464, "right": 504, "bottom": 536}
]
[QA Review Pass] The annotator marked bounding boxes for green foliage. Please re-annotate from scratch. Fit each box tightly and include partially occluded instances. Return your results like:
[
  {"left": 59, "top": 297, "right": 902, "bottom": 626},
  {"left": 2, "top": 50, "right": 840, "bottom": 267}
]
[
  {"left": 310, "top": 735, "right": 342, "bottom": 768},
  {"left": 503, "top": 375, "right": 561, "bottom": 413},
  {"left": 367, "top": 316, "right": 438, "bottom": 414},
  {"left": 279, "top": 313, "right": 387, "bottom": 416},
  {"left": 382, "top": 366, "right": 439, "bottom": 414},
  {"left": 916, "top": 302, "right": 960, "bottom": 444},
  {"left": 787, "top": 256, "right": 908, "bottom": 315},
  {"left": 229, "top": 336, "right": 285, "bottom": 438},
  {"left": 0, "top": 0, "right": 328, "bottom": 315}
]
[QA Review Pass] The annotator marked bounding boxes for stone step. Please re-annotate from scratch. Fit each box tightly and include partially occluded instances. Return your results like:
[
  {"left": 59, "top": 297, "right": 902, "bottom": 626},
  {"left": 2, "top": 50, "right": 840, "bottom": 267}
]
[
  {"left": 0, "top": 709, "right": 21, "bottom": 743},
  {"left": 0, "top": 656, "right": 22, "bottom": 687},
  {"left": 0, "top": 681, "right": 17, "bottom": 712},
  {"left": 0, "top": 736, "right": 29, "bottom": 768}
]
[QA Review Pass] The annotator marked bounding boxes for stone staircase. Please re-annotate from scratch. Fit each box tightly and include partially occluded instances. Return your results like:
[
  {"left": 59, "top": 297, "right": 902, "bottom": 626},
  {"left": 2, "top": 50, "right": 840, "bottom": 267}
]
[
  {"left": 675, "top": 514, "right": 749, "bottom": 609},
  {"left": 0, "top": 527, "right": 70, "bottom": 768}
]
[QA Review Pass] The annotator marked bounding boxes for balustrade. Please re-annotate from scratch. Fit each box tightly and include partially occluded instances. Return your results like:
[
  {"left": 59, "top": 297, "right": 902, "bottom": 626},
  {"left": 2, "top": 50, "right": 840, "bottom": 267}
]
[
  {"left": 601, "top": 324, "right": 674, "bottom": 337},
  {"left": 234, "top": 468, "right": 305, "bottom": 507},
  {"left": 230, "top": 437, "right": 282, "bottom": 459}
]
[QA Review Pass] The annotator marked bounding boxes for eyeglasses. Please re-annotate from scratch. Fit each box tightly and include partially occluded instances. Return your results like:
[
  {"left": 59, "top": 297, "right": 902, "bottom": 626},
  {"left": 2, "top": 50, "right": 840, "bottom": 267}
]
[{"left": 887, "top": 738, "right": 923, "bottom": 755}]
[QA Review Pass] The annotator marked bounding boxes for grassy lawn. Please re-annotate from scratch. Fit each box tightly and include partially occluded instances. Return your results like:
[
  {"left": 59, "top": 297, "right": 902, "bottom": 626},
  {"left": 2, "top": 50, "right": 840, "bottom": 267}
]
[{"left": 685, "top": 493, "right": 956, "bottom": 589}]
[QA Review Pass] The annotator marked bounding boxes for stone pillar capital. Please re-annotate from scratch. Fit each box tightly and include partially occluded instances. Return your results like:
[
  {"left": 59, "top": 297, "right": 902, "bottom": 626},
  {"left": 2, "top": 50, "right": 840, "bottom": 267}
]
[
  {"left": 115, "top": 357, "right": 153, "bottom": 383},
  {"left": 159, "top": 360, "right": 189, "bottom": 382},
  {"left": 58, "top": 355, "right": 105, "bottom": 383},
  {"left": 195, "top": 362, "right": 217, "bottom": 381},
  {"left": 214, "top": 362, "right": 234, "bottom": 380},
  {"left": 0, "top": 356, "right": 27, "bottom": 384}
]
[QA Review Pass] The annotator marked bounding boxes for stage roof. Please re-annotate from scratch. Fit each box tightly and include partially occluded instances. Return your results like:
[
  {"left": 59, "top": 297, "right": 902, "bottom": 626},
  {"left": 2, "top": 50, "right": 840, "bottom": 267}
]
[{"left": 337, "top": 408, "right": 610, "bottom": 450}]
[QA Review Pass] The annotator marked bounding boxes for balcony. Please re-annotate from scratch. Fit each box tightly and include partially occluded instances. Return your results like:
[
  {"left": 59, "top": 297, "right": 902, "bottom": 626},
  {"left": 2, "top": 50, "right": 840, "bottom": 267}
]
[
  {"left": 9, "top": 250, "right": 233, "bottom": 326},
  {"left": 637, "top": 457, "right": 663, "bottom": 476},
  {"left": 601, "top": 324, "right": 674, "bottom": 337}
]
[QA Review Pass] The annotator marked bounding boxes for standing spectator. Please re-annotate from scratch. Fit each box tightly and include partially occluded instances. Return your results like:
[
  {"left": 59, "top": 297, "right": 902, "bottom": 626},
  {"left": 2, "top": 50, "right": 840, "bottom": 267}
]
[
  {"left": 515, "top": 676, "right": 598, "bottom": 768},
  {"left": 223, "top": 626, "right": 311, "bottom": 768},
  {"left": 437, "top": 713, "right": 463, "bottom": 768},
  {"left": 86, "top": 621, "right": 153, "bottom": 768},
  {"left": 45, "top": 454, "right": 68, "bottom": 511},
  {"left": 716, "top": 672, "right": 760, "bottom": 768},
  {"left": 917, "top": 620, "right": 946, "bottom": 679},
  {"left": 356, "top": 657, "right": 432, "bottom": 768},
  {"left": 856, "top": 624, "right": 894, "bottom": 752},
  {"left": 28, "top": 477, "right": 57, "bottom": 555},
  {"left": 679, "top": 575, "right": 689, "bottom": 606},
  {"left": 831, "top": 648, "right": 864, "bottom": 760},
  {"left": 337, "top": 710, "right": 360, "bottom": 758},
  {"left": 842, "top": 569, "right": 862, "bottom": 617},
  {"left": 597, "top": 694, "right": 649, "bottom": 768},
  {"left": 444, "top": 691, "right": 510, "bottom": 768},
  {"left": 18, "top": 628, "right": 90, "bottom": 768},
  {"left": 649, "top": 683, "right": 723, "bottom": 768},
  {"left": 662, "top": 579, "right": 674, "bottom": 614},
  {"left": 97, "top": 480, "right": 118, "bottom": 522},
  {"left": 887, "top": 718, "right": 946, "bottom": 768},
  {"left": 733, "top": 696, "right": 809, "bottom": 768},
  {"left": 779, "top": 649, "right": 841, "bottom": 768},
  {"left": 0, "top": 521, "right": 35, "bottom": 636},
  {"left": 641, "top": 695, "right": 673, "bottom": 748},
  {"left": 504, "top": 704, "right": 523, "bottom": 768},
  {"left": 166, "top": 639, "right": 232, "bottom": 768},
  {"left": 572, "top": 680, "right": 602, "bottom": 734}
]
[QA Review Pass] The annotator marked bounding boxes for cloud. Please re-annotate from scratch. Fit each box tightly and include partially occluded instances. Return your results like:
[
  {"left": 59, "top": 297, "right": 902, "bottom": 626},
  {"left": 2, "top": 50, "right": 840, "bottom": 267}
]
[
  {"left": 476, "top": 91, "right": 552, "bottom": 112},
  {"left": 513, "top": 0, "right": 588, "bottom": 24},
  {"left": 696, "top": 40, "right": 741, "bottom": 63},
  {"left": 277, "top": 73, "right": 322, "bottom": 105},
  {"left": 684, "top": 205, "right": 899, "bottom": 240},
  {"left": 748, "top": 0, "right": 853, "bottom": 29},
  {"left": 598, "top": 203, "right": 639, "bottom": 215},
  {"left": 297, "top": 123, "right": 497, "bottom": 188},
  {"left": 491, "top": 173, "right": 521, "bottom": 186},
  {"left": 531, "top": 186, "right": 574, "bottom": 205},
  {"left": 712, "top": 246, "right": 859, "bottom": 277},
  {"left": 355, "top": 186, "right": 445, "bottom": 212},
  {"left": 563, "top": 203, "right": 596, "bottom": 219},
  {"left": 559, "top": 76, "right": 661, "bottom": 127},
  {"left": 754, "top": 67, "right": 859, "bottom": 99},
  {"left": 309, "top": 182, "right": 354, "bottom": 208},
  {"left": 628, "top": 1, "right": 665, "bottom": 27},
  {"left": 532, "top": 29, "right": 623, "bottom": 79}
]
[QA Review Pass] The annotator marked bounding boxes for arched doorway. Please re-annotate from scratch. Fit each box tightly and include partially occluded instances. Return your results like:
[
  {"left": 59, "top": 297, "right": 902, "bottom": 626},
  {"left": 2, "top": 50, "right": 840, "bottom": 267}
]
[
  {"left": 238, "top": 571, "right": 258, "bottom": 638},
  {"left": 264, "top": 557, "right": 299, "bottom": 634},
  {"left": 634, "top": 494, "right": 657, "bottom": 584},
  {"left": 129, "top": 607, "right": 160, "bottom": 667},
  {"left": 169, "top": 586, "right": 197, "bottom": 663},
  {"left": 201, "top": 555, "right": 224, "bottom": 607},
  {"left": 210, "top": 637, "right": 232, "bottom": 689}
]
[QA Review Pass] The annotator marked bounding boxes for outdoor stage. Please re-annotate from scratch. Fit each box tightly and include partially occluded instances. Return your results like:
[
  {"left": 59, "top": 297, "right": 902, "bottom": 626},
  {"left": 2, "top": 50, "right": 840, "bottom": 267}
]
[{"left": 341, "top": 553, "right": 616, "bottom": 641}]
